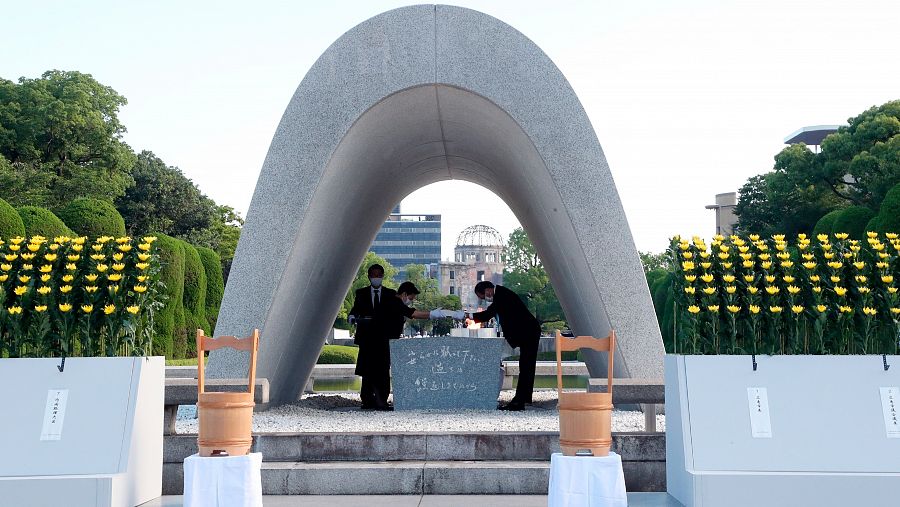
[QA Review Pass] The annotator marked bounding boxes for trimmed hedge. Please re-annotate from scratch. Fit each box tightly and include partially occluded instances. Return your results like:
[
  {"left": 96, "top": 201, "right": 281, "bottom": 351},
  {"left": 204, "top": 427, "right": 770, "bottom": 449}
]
[
  {"left": 812, "top": 209, "right": 843, "bottom": 237},
  {"left": 17, "top": 206, "right": 74, "bottom": 238},
  {"left": 876, "top": 182, "right": 900, "bottom": 234},
  {"left": 56, "top": 198, "right": 126, "bottom": 237},
  {"left": 831, "top": 206, "right": 876, "bottom": 239},
  {"left": 866, "top": 215, "right": 880, "bottom": 233},
  {"left": 179, "top": 239, "right": 208, "bottom": 358},
  {"left": 152, "top": 234, "right": 186, "bottom": 359},
  {"left": 0, "top": 197, "right": 25, "bottom": 237},
  {"left": 317, "top": 345, "right": 359, "bottom": 364},
  {"left": 197, "top": 246, "right": 224, "bottom": 332}
]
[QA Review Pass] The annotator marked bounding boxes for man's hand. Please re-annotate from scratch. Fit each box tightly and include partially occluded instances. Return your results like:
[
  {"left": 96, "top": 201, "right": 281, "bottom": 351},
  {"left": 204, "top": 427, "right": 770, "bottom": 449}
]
[
  {"left": 429, "top": 308, "right": 446, "bottom": 319},
  {"left": 448, "top": 310, "right": 466, "bottom": 320},
  {"left": 348, "top": 315, "right": 357, "bottom": 325}
]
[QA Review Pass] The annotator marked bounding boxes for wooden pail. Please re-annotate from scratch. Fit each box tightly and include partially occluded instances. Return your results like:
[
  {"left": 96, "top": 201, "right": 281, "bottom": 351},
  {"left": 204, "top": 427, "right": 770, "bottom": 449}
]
[
  {"left": 197, "top": 391, "right": 255, "bottom": 457},
  {"left": 558, "top": 391, "right": 613, "bottom": 456}
]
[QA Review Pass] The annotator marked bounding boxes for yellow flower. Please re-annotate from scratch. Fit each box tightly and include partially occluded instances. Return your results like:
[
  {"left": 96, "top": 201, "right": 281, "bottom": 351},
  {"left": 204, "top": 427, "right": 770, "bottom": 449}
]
[
  {"left": 112, "top": 253, "right": 124, "bottom": 261},
  {"left": 797, "top": 233, "right": 807, "bottom": 240},
  {"left": 678, "top": 242, "right": 689, "bottom": 251},
  {"left": 855, "top": 275, "right": 867, "bottom": 283},
  {"left": 73, "top": 236, "right": 86, "bottom": 245},
  {"left": 38, "top": 274, "right": 48, "bottom": 283},
  {"left": 126, "top": 305, "right": 140, "bottom": 314},
  {"left": 67, "top": 254, "right": 80, "bottom": 262},
  {"left": 103, "top": 304, "right": 116, "bottom": 315},
  {"left": 740, "top": 253, "right": 753, "bottom": 261},
  {"left": 748, "top": 286, "right": 759, "bottom": 294},
  {"left": 889, "top": 287, "right": 899, "bottom": 294},
  {"left": 142, "top": 236, "right": 157, "bottom": 243},
  {"left": 85, "top": 273, "right": 98, "bottom": 282},
  {"left": 21, "top": 263, "right": 33, "bottom": 270},
  {"left": 39, "top": 264, "right": 52, "bottom": 273},
  {"left": 96, "top": 263, "right": 108, "bottom": 273},
  {"left": 34, "top": 304, "right": 47, "bottom": 312},
  {"left": 863, "top": 307, "right": 877, "bottom": 316},
  {"left": 10, "top": 237, "right": 24, "bottom": 245},
  {"left": 684, "top": 275, "right": 697, "bottom": 282},
  {"left": 777, "top": 252, "right": 790, "bottom": 260},
  {"left": 91, "top": 244, "right": 103, "bottom": 252},
  {"left": 769, "top": 306, "right": 783, "bottom": 313},
  {"left": 14, "top": 286, "right": 28, "bottom": 296},
  {"left": 707, "top": 305, "right": 720, "bottom": 312},
  {"left": 107, "top": 273, "right": 122, "bottom": 282},
  {"left": 775, "top": 243, "right": 787, "bottom": 252},
  {"left": 879, "top": 252, "right": 890, "bottom": 258},
  {"left": 743, "top": 260, "right": 754, "bottom": 268},
  {"left": 722, "top": 274, "right": 735, "bottom": 283},
  {"left": 727, "top": 305, "right": 740, "bottom": 313},
  {"left": 115, "top": 236, "right": 130, "bottom": 244},
  {"left": 842, "top": 252, "right": 853, "bottom": 259},
  {"left": 822, "top": 244, "right": 833, "bottom": 251},
  {"left": 830, "top": 275, "right": 841, "bottom": 283},
  {"left": 117, "top": 244, "right": 133, "bottom": 252},
  {"left": 682, "top": 261, "right": 695, "bottom": 271},
  {"left": 867, "top": 231, "right": 878, "bottom": 239},
  {"left": 834, "top": 286, "right": 848, "bottom": 296},
  {"left": 791, "top": 305, "right": 804, "bottom": 314},
  {"left": 802, "top": 253, "right": 815, "bottom": 260},
  {"left": 827, "top": 262, "right": 843, "bottom": 269},
  {"left": 700, "top": 262, "right": 712, "bottom": 270},
  {"left": 859, "top": 287, "right": 871, "bottom": 294},
  {"left": 684, "top": 287, "right": 696, "bottom": 295},
  {"left": 877, "top": 262, "right": 889, "bottom": 269},
  {"left": 72, "top": 244, "right": 83, "bottom": 252},
  {"left": 743, "top": 275, "right": 754, "bottom": 282},
  {"left": 714, "top": 234, "right": 725, "bottom": 242},
  {"left": 81, "top": 305, "right": 93, "bottom": 313},
  {"left": 133, "top": 285, "right": 149, "bottom": 294},
  {"left": 824, "top": 252, "right": 835, "bottom": 259},
  {"left": 812, "top": 286, "right": 822, "bottom": 293},
  {"left": 7, "top": 305, "right": 22, "bottom": 315},
  {"left": 60, "top": 274, "right": 72, "bottom": 283},
  {"left": 37, "top": 286, "right": 51, "bottom": 295},
  {"left": 0, "top": 274, "right": 6, "bottom": 282},
  {"left": 787, "top": 285, "right": 801, "bottom": 294},
  {"left": 58, "top": 303, "right": 72, "bottom": 312},
  {"left": 702, "top": 286, "right": 716, "bottom": 295},
  {"left": 687, "top": 305, "right": 701, "bottom": 314},
  {"left": 112, "top": 263, "right": 125, "bottom": 272},
  {"left": 853, "top": 262, "right": 865, "bottom": 270},
  {"left": 761, "top": 261, "right": 772, "bottom": 270},
  {"left": 44, "top": 253, "right": 57, "bottom": 262},
  {"left": 765, "top": 286, "right": 780, "bottom": 295},
  {"left": 834, "top": 233, "right": 849, "bottom": 240},
  {"left": 783, "top": 275, "right": 795, "bottom": 283},
  {"left": 60, "top": 285, "right": 72, "bottom": 294},
  {"left": 872, "top": 243, "right": 885, "bottom": 251},
  {"left": 749, "top": 305, "right": 761, "bottom": 314},
  {"left": 138, "top": 253, "right": 151, "bottom": 262},
  {"left": 701, "top": 274, "right": 714, "bottom": 283},
  {"left": 0, "top": 263, "right": 10, "bottom": 271},
  {"left": 816, "top": 305, "right": 827, "bottom": 313},
  {"left": 108, "top": 285, "right": 119, "bottom": 293},
  {"left": 803, "top": 262, "right": 816, "bottom": 270},
  {"left": 759, "top": 253, "right": 771, "bottom": 261},
  {"left": 8, "top": 245, "right": 21, "bottom": 252},
  {"left": 850, "top": 245, "right": 861, "bottom": 252},
  {"left": 136, "top": 263, "right": 150, "bottom": 271},
  {"left": 137, "top": 275, "right": 148, "bottom": 283},
  {"left": 886, "top": 233, "right": 898, "bottom": 240},
  {"left": 682, "top": 251, "right": 693, "bottom": 259},
  {"left": 85, "top": 286, "right": 98, "bottom": 293},
  {"left": 726, "top": 286, "right": 737, "bottom": 294},
  {"left": 18, "top": 275, "right": 30, "bottom": 283},
  {"left": 882, "top": 276, "right": 894, "bottom": 284},
  {"left": 66, "top": 263, "right": 76, "bottom": 271},
  {"left": 891, "top": 308, "right": 900, "bottom": 315},
  {"left": 718, "top": 252, "right": 729, "bottom": 260},
  {"left": 90, "top": 254, "right": 105, "bottom": 261},
  {"left": 750, "top": 234, "right": 760, "bottom": 241},
  {"left": 765, "top": 275, "right": 776, "bottom": 283},
  {"left": 739, "top": 245, "right": 750, "bottom": 253},
  {"left": 810, "top": 275, "right": 820, "bottom": 282},
  {"left": 839, "top": 306, "right": 853, "bottom": 314}
]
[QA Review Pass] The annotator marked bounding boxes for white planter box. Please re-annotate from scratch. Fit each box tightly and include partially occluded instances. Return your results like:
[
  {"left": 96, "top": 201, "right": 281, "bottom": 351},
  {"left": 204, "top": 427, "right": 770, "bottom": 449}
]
[
  {"left": 665, "top": 354, "right": 900, "bottom": 507},
  {"left": 0, "top": 357, "right": 164, "bottom": 507}
]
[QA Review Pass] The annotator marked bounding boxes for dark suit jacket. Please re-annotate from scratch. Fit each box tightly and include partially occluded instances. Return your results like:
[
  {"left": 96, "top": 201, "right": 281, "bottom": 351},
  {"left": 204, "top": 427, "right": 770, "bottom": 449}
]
[
  {"left": 349, "top": 285, "right": 397, "bottom": 345},
  {"left": 349, "top": 285, "right": 397, "bottom": 376},
  {"left": 471, "top": 285, "right": 541, "bottom": 348}
]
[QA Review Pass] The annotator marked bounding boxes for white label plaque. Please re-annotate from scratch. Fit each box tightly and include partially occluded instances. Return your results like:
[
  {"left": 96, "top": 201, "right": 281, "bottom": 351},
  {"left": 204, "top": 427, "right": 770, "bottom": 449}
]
[
  {"left": 881, "top": 387, "right": 900, "bottom": 439},
  {"left": 40, "top": 389, "right": 69, "bottom": 441},
  {"left": 747, "top": 387, "right": 772, "bottom": 438}
]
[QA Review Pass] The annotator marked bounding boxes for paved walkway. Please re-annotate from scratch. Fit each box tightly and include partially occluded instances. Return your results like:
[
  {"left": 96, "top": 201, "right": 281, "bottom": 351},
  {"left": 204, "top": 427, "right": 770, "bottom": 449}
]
[{"left": 143, "top": 493, "right": 683, "bottom": 506}]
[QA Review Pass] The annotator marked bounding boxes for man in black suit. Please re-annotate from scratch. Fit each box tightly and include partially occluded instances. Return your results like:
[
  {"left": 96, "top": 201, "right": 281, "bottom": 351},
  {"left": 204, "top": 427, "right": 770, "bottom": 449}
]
[
  {"left": 348, "top": 264, "right": 396, "bottom": 410},
  {"left": 465, "top": 281, "right": 541, "bottom": 411}
]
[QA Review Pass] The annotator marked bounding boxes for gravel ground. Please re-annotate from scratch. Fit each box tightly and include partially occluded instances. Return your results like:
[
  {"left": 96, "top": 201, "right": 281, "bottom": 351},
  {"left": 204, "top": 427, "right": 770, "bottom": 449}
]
[{"left": 175, "top": 390, "right": 665, "bottom": 433}]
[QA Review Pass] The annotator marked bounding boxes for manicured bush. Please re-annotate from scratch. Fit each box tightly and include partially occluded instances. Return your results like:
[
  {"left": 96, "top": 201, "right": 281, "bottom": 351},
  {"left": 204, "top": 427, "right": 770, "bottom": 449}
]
[
  {"left": 197, "top": 246, "right": 224, "bottom": 332},
  {"left": 831, "top": 206, "right": 876, "bottom": 239},
  {"left": 812, "top": 209, "right": 842, "bottom": 237},
  {"left": 152, "top": 234, "right": 185, "bottom": 358},
  {"left": 317, "top": 345, "right": 359, "bottom": 364},
  {"left": 865, "top": 215, "right": 880, "bottom": 233},
  {"left": 56, "top": 198, "right": 126, "bottom": 238},
  {"left": 17, "top": 206, "right": 74, "bottom": 238},
  {"left": 876, "top": 182, "right": 900, "bottom": 234},
  {"left": 178, "top": 239, "right": 207, "bottom": 358},
  {"left": 0, "top": 197, "right": 25, "bottom": 238}
]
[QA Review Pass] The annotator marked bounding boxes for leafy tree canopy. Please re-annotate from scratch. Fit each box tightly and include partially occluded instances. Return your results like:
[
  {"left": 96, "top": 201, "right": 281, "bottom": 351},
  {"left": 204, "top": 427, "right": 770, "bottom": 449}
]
[
  {"left": 503, "top": 227, "right": 566, "bottom": 329},
  {"left": 335, "top": 252, "right": 399, "bottom": 328}
]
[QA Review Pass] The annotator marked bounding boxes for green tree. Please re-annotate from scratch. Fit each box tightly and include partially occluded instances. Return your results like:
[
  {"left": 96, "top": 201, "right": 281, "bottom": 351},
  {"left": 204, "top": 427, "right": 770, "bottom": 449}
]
[
  {"left": 503, "top": 227, "right": 566, "bottom": 330},
  {"left": 639, "top": 251, "right": 668, "bottom": 274},
  {"left": 401, "top": 263, "right": 462, "bottom": 335},
  {"left": 182, "top": 204, "right": 243, "bottom": 282},
  {"left": 0, "top": 70, "right": 135, "bottom": 207},
  {"left": 335, "top": 252, "right": 399, "bottom": 328}
]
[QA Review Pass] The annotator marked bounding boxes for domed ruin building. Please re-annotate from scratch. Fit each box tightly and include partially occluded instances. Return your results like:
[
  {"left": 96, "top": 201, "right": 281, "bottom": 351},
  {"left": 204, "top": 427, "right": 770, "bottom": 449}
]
[{"left": 440, "top": 225, "right": 505, "bottom": 309}]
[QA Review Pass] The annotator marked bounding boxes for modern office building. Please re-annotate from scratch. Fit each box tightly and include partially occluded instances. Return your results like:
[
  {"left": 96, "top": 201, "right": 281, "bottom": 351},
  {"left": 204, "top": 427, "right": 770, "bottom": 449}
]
[{"left": 370, "top": 206, "right": 441, "bottom": 275}]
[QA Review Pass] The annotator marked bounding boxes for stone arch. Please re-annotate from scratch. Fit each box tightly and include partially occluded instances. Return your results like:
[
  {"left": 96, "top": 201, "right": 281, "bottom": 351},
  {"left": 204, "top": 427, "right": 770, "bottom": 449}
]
[{"left": 210, "top": 4, "right": 664, "bottom": 405}]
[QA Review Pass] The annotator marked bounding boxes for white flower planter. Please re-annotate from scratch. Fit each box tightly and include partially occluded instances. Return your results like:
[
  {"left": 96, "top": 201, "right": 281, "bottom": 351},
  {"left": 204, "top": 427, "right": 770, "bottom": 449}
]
[
  {"left": 665, "top": 354, "right": 900, "bottom": 507},
  {"left": 0, "top": 356, "right": 164, "bottom": 507}
]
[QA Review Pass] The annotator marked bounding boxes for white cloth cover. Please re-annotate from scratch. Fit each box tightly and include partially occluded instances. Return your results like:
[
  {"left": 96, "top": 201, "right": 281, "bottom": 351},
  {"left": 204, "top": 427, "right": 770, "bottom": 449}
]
[
  {"left": 548, "top": 452, "right": 628, "bottom": 507},
  {"left": 183, "top": 453, "right": 263, "bottom": 507}
]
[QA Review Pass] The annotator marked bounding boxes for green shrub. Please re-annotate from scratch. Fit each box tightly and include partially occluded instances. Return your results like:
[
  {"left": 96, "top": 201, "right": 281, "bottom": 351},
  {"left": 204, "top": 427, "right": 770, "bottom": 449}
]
[
  {"left": 876, "top": 182, "right": 900, "bottom": 233},
  {"left": 865, "top": 215, "right": 880, "bottom": 233},
  {"left": 317, "top": 345, "right": 359, "bottom": 364},
  {"left": 831, "top": 206, "right": 876, "bottom": 239},
  {"left": 812, "top": 209, "right": 843, "bottom": 237},
  {"left": 17, "top": 206, "right": 74, "bottom": 238},
  {"left": 152, "top": 234, "right": 185, "bottom": 359},
  {"left": 197, "top": 247, "right": 224, "bottom": 332},
  {"left": 178, "top": 240, "right": 207, "bottom": 358},
  {"left": 56, "top": 198, "right": 126, "bottom": 237},
  {"left": 0, "top": 197, "right": 25, "bottom": 237}
]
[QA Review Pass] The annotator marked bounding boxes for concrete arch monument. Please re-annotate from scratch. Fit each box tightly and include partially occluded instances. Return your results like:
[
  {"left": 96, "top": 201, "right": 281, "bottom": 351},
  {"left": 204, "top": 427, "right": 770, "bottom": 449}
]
[{"left": 210, "top": 4, "right": 664, "bottom": 405}]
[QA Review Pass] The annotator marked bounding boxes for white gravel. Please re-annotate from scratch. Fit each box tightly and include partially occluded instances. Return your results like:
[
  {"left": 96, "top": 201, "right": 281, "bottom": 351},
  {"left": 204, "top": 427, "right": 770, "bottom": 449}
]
[{"left": 175, "top": 390, "right": 665, "bottom": 434}]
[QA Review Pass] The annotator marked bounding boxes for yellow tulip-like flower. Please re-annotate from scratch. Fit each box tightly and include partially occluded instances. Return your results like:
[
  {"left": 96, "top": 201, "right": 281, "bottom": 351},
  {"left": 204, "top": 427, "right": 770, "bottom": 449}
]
[
  {"left": 682, "top": 251, "right": 694, "bottom": 260},
  {"left": 769, "top": 306, "right": 783, "bottom": 313},
  {"left": 802, "top": 253, "right": 814, "bottom": 260},
  {"left": 72, "top": 236, "right": 86, "bottom": 245},
  {"left": 684, "top": 287, "right": 696, "bottom": 295},
  {"left": 850, "top": 245, "right": 861, "bottom": 252},
  {"left": 21, "top": 263, "right": 33, "bottom": 270},
  {"left": 684, "top": 275, "right": 697, "bottom": 283},
  {"left": 812, "top": 286, "right": 822, "bottom": 293},
  {"left": 60, "top": 285, "right": 72, "bottom": 294},
  {"left": 85, "top": 274, "right": 98, "bottom": 282},
  {"left": 85, "top": 286, "right": 98, "bottom": 293},
  {"left": 834, "top": 233, "right": 849, "bottom": 240},
  {"left": 44, "top": 253, "right": 57, "bottom": 262},
  {"left": 823, "top": 252, "right": 835, "bottom": 260},
  {"left": 877, "top": 261, "right": 889, "bottom": 269},
  {"left": 39, "top": 264, "right": 52, "bottom": 273},
  {"left": 758, "top": 253, "right": 771, "bottom": 261},
  {"left": 0, "top": 274, "right": 7, "bottom": 282},
  {"left": 112, "top": 263, "right": 125, "bottom": 272},
  {"left": 803, "top": 262, "right": 816, "bottom": 270},
  {"left": 816, "top": 304, "right": 827, "bottom": 313},
  {"left": 7, "top": 305, "right": 22, "bottom": 315},
  {"left": 103, "top": 304, "right": 116, "bottom": 315},
  {"left": 682, "top": 261, "right": 695, "bottom": 271},
  {"left": 797, "top": 233, "right": 807, "bottom": 240},
  {"left": 834, "top": 286, "right": 848, "bottom": 296},
  {"left": 700, "top": 262, "right": 712, "bottom": 270},
  {"left": 750, "top": 234, "right": 760, "bottom": 241},
  {"left": 90, "top": 254, "right": 105, "bottom": 261},
  {"left": 96, "top": 264, "right": 108, "bottom": 273},
  {"left": 702, "top": 286, "right": 716, "bottom": 295},
  {"left": 91, "top": 244, "right": 103, "bottom": 252},
  {"left": 118, "top": 244, "right": 133, "bottom": 252},
  {"left": 142, "top": 236, "right": 158, "bottom": 243},
  {"left": 678, "top": 242, "right": 689, "bottom": 251},
  {"left": 700, "top": 274, "right": 714, "bottom": 283},
  {"left": 809, "top": 275, "right": 820, "bottom": 282},
  {"left": 872, "top": 243, "right": 885, "bottom": 251},
  {"left": 49, "top": 243, "right": 59, "bottom": 251},
  {"left": 115, "top": 236, "right": 130, "bottom": 244},
  {"left": 739, "top": 245, "right": 750, "bottom": 253},
  {"left": 772, "top": 234, "right": 785, "bottom": 242},
  {"left": 740, "top": 253, "right": 753, "bottom": 261},
  {"left": 60, "top": 274, "right": 72, "bottom": 283},
  {"left": 783, "top": 275, "right": 796, "bottom": 283},
  {"left": 748, "top": 286, "right": 760, "bottom": 295},
  {"left": 889, "top": 287, "right": 899, "bottom": 294},
  {"left": 81, "top": 305, "right": 93, "bottom": 313},
  {"left": 879, "top": 252, "right": 890, "bottom": 259},
  {"left": 126, "top": 305, "right": 140, "bottom": 315},
  {"left": 14, "top": 286, "right": 28, "bottom": 296},
  {"left": 862, "top": 306, "right": 877, "bottom": 316},
  {"left": 722, "top": 274, "right": 735, "bottom": 283},
  {"left": 827, "top": 262, "right": 843, "bottom": 269},
  {"left": 8, "top": 245, "right": 21, "bottom": 252},
  {"left": 853, "top": 262, "right": 865, "bottom": 270},
  {"left": 136, "top": 262, "right": 150, "bottom": 271},
  {"left": 107, "top": 273, "right": 123, "bottom": 282},
  {"left": 72, "top": 244, "right": 83, "bottom": 252},
  {"left": 34, "top": 304, "right": 47, "bottom": 312},
  {"left": 108, "top": 285, "right": 119, "bottom": 293},
  {"left": 687, "top": 305, "right": 701, "bottom": 314},
  {"left": 726, "top": 286, "right": 737, "bottom": 294},
  {"left": 10, "top": 237, "right": 24, "bottom": 245},
  {"left": 765, "top": 286, "right": 780, "bottom": 295},
  {"left": 798, "top": 243, "right": 809, "bottom": 250},
  {"left": 838, "top": 306, "right": 852, "bottom": 314},
  {"left": 0, "top": 263, "right": 10, "bottom": 271},
  {"left": 749, "top": 305, "right": 761, "bottom": 314},
  {"left": 137, "top": 242, "right": 151, "bottom": 252},
  {"left": 743, "top": 260, "right": 754, "bottom": 268},
  {"left": 727, "top": 305, "right": 740, "bottom": 313},
  {"left": 707, "top": 305, "right": 720, "bottom": 312},
  {"left": 887, "top": 233, "right": 898, "bottom": 240},
  {"left": 867, "top": 231, "right": 878, "bottom": 239},
  {"left": 133, "top": 285, "right": 148, "bottom": 294},
  {"left": 58, "top": 303, "right": 72, "bottom": 312},
  {"left": 138, "top": 253, "right": 151, "bottom": 262},
  {"left": 743, "top": 275, "right": 755, "bottom": 283},
  {"left": 765, "top": 275, "right": 776, "bottom": 283},
  {"left": 137, "top": 275, "right": 148, "bottom": 283},
  {"left": 718, "top": 252, "right": 729, "bottom": 260},
  {"left": 760, "top": 261, "right": 772, "bottom": 270},
  {"left": 66, "top": 263, "right": 76, "bottom": 271},
  {"left": 18, "top": 275, "right": 30, "bottom": 283},
  {"left": 822, "top": 244, "right": 833, "bottom": 251},
  {"left": 882, "top": 275, "right": 895, "bottom": 284},
  {"left": 830, "top": 275, "right": 841, "bottom": 283},
  {"left": 778, "top": 253, "right": 790, "bottom": 261},
  {"left": 891, "top": 308, "right": 900, "bottom": 315},
  {"left": 791, "top": 305, "right": 804, "bottom": 314},
  {"left": 859, "top": 287, "right": 871, "bottom": 294},
  {"left": 713, "top": 234, "right": 725, "bottom": 242},
  {"left": 112, "top": 253, "right": 124, "bottom": 261},
  {"left": 787, "top": 285, "right": 801, "bottom": 294},
  {"left": 775, "top": 243, "right": 787, "bottom": 252},
  {"left": 855, "top": 275, "right": 867, "bottom": 283},
  {"left": 37, "top": 286, "right": 51, "bottom": 295},
  {"left": 67, "top": 254, "right": 80, "bottom": 262}
]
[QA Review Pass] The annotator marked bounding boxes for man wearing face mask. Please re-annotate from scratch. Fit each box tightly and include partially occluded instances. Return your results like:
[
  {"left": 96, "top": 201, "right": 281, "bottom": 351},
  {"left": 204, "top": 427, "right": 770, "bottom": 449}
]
[
  {"left": 465, "top": 281, "right": 541, "bottom": 411},
  {"left": 349, "top": 267, "right": 460, "bottom": 410}
]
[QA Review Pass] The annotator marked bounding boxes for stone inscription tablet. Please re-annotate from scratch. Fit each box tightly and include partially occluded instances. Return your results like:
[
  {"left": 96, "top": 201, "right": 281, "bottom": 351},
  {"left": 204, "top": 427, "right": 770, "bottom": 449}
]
[{"left": 390, "top": 337, "right": 503, "bottom": 410}]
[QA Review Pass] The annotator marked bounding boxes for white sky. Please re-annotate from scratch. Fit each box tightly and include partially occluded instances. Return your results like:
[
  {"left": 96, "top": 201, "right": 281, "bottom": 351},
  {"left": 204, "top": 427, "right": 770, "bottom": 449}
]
[{"left": 2, "top": 0, "right": 898, "bottom": 258}]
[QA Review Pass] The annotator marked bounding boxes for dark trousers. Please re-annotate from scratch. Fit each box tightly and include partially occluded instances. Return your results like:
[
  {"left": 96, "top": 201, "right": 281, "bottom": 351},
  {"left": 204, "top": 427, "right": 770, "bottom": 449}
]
[
  {"left": 514, "top": 336, "right": 540, "bottom": 403},
  {"left": 360, "top": 368, "right": 391, "bottom": 407}
]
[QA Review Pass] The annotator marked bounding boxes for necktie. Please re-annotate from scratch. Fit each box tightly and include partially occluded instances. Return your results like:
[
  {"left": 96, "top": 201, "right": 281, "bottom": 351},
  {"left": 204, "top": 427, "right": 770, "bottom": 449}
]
[{"left": 374, "top": 289, "right": 380, "bottom": 307}]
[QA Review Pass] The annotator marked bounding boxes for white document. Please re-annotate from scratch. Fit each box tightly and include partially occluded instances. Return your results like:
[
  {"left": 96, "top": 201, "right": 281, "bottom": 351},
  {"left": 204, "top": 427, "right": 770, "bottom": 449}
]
[
  {"left": 747, "top": 387, "right": 772, "bottom": 438},
  {"left": 40, "top": 389, "right": 69, "bottom": 441},
  {"left": 881, "top": 387, "right": 900, "bottom": 439}
]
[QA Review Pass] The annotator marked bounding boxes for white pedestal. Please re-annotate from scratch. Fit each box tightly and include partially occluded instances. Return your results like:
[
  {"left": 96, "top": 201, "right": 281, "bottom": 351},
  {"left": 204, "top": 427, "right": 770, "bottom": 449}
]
[
  {"left": 183, "top": 453, "right": 263, "bottom": 507},
  {"left": 548, "top": 452, "right": 627, "bottom": 507}
]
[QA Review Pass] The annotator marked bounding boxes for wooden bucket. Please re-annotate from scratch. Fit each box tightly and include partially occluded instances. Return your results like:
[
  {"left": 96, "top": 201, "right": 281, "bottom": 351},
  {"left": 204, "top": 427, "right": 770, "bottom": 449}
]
[
  {"left": 558, "top": 391, "right": 613, "bottom": 456},
  {"left": 197, "top": 391, "right": 255, "bottom": 457}
]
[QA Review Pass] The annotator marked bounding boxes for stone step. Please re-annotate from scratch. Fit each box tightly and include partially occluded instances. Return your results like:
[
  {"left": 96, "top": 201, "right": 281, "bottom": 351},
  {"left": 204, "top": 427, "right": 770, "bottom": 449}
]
[{"left": 163, "top": 459, "right": 666, "bottom": 495}]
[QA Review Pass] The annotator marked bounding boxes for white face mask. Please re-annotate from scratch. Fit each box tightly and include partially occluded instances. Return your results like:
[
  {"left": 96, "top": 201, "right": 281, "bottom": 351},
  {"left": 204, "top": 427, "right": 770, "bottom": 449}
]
[
  {"left": 484, "top": 295, "right": 493, "bottom": 303},
  {"left": 369, "top": 277, "right": 382, "bottom": 287},
  {"left": 402, "top": 297, "right": 413, "bottom": 306}
]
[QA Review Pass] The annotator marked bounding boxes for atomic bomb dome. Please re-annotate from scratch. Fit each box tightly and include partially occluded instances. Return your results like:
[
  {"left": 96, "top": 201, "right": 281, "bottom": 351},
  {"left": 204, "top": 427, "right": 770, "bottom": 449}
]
[{"left": 456, "top": 225, "right": 504, "bottom": 247}]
